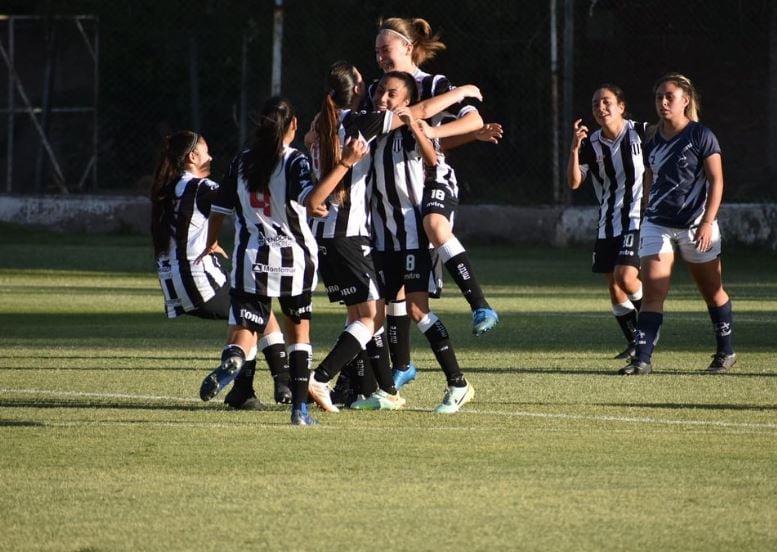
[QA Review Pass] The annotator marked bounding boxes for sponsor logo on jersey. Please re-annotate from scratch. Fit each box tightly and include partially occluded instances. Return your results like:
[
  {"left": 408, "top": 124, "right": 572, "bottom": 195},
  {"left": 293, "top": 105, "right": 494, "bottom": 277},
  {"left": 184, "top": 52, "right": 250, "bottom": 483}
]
[
  {"left": 403, "top": 273, "right": 420, "bottom": 280},
  {"left": 265, "top": 234, "right": 294, "bottom": 248},
  {"left": 252, "top": 263, "right": 295, "bottom": 275}
]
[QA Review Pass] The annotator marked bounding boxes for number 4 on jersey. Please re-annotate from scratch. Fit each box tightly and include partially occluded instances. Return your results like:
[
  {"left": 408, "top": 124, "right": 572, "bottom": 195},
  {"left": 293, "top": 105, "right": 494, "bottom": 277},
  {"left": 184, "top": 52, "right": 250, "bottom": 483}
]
[{"left": 250, "top": 191, "right": 272, "bottom": 216}]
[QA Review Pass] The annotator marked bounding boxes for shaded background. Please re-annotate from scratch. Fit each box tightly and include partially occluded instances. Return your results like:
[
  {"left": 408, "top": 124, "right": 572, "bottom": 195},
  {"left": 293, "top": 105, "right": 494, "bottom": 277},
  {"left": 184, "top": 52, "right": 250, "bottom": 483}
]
[{"left": 1, "top": 0, "right": 775, "bottom": 205}]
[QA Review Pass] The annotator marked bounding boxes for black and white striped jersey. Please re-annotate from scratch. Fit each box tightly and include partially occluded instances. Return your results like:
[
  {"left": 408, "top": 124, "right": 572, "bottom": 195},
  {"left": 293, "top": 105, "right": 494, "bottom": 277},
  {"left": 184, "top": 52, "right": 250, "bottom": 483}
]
[
  {"left": 578, "top": 120, "right": 647, "bottom": 238},
  {"left": 413, "top": 68, "right": 481, "bottom": 199},
  {"left": 309, "top": 109, "right": 393, "bottom": 240},
  {"left": 212, "top": 146, "right": 318, "bottom": 297},
  {"left": 156, "top": 172, "right": 228, "bottom": 318},
  {"left": 369, "top": 126, "right": 428, "bottom": 252}
]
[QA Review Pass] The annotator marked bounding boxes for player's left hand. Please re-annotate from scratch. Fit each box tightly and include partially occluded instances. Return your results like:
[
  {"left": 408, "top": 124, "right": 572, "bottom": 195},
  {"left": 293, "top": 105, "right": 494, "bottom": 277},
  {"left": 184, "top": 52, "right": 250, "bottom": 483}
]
[
  {"left": 694, "top": 222, "right": 713, "bottom": 252},
  {"left": 415, "top": 119, "right": 436, "bottom": 139}
]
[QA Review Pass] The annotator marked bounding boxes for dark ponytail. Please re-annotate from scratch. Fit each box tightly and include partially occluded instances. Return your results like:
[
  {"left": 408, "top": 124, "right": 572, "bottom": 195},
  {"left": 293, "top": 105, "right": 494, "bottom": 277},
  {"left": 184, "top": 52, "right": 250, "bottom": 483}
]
[
  {"left": 242, "top": 96, "right": 295, "bottom": 194},
  {"left": 150, "top": 131, "right": 199, "bottom": 258},
  {"left": 317, "top": 61, "right": 360, "bottom": 204}
]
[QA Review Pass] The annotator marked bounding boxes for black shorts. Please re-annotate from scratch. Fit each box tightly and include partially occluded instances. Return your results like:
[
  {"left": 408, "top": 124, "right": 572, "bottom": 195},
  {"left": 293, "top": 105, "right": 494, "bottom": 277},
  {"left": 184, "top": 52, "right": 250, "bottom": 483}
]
[
  {"left": 186, "top": 284, "right": 230, "bottom": 320},
  {"left": 422, "top": 182, "right": 459, "bottom": 220},
  {"left": 592, "top": 230, "right": 641, "bottom": 273},
  {"left": 317, "top": 237, "right": 383, "bottom": 305},
  {"left": 374, "top": 249, "right": 440, "bottom": 301},
  {"left": 229, "top": 289, "right": 313, "bottom": 332}
]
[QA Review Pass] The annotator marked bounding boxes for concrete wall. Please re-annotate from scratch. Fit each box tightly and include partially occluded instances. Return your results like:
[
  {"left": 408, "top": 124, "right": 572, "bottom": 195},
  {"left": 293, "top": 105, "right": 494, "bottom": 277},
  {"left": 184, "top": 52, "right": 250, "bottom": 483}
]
[{"left": 1, "top": 194, "right": 776, "bottom": 250}]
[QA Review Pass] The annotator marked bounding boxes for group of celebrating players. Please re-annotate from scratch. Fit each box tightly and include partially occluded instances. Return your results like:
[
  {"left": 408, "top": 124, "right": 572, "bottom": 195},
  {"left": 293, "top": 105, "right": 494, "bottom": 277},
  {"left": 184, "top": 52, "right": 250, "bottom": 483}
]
[{"left": 150, "top": 16, "right": 736, "bottom": 426}]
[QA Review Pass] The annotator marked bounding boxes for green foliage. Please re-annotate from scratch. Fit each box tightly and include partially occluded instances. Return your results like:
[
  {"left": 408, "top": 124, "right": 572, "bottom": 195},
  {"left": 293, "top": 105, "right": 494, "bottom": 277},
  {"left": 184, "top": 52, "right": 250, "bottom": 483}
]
[{"left": 1, "top": 230, "right": 776, "bottom": 551}]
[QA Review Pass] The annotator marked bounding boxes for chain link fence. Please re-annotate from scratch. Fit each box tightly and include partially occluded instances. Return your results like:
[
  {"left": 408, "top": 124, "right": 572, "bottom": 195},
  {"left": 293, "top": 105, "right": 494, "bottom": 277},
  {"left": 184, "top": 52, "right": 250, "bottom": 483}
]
[{"left": 1, "top": 0, "right": 775, "bottom": 204}]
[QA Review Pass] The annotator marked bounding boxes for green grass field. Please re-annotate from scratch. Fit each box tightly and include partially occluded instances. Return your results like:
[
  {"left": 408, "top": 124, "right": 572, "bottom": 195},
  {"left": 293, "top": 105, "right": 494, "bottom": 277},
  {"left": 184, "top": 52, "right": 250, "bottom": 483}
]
[{"left": 1, "top": 223, "right": 776, "bottom": 552}]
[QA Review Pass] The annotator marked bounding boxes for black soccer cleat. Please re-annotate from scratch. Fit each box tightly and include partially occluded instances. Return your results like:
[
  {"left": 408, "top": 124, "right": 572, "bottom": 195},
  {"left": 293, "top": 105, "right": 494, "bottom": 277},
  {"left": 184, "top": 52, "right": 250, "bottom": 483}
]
[
  {"left": 706, "top": 352, "right": 737, "bottom": 374},
  {"left": 618, "top": 360, "right": 652, "bottom": 376},
  {"left": 273, "top": 379, "right": 293, "bottom": 404},
  {"left": 200, "top": 355, "right": 244, "bottom": 401},
  {"left": 224, "top": 386, "right": 265, "bottom": 410},
  {"left": 614, "top": 344, "right": 636, "bottom": 360}
]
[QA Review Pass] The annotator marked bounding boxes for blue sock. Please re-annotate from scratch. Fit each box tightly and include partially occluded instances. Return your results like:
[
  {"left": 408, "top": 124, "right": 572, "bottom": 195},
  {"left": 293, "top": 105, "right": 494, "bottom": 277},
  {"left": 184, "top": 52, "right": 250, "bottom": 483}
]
[
  {"left": 708, "top": 300, "right": 734, "bottom": 355},
  {"left": 635, "top": 311, "right": 663, "bottom": 364}
]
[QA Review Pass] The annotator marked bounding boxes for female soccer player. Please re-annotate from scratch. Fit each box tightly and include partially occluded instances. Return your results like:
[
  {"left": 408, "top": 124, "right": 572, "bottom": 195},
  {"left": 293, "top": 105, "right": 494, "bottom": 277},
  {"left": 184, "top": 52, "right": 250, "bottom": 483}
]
[
  {"left": 373, "top": 16, "right": 499, "bottom": 343},
  {"left": 567, "top": 85, "right": 645, "bottom": 360},
  {"left": 195, "top": 97, "right": 320, "bottom": 425},
  {"left": 304, "top": 61, "right": 484, "bottom": 412},
  {"left": 370, "top": 71, "right": 474, "bottom": 413},
  {"left": 620, "top": 73, "right": 736, "bottom": 375},
  {"left": 150, "top": 131, "right": 290, "bottom": 410}
]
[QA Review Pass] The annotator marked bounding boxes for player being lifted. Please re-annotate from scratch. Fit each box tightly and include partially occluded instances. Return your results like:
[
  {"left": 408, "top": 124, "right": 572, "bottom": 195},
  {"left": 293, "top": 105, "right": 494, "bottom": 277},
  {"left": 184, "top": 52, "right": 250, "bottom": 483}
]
[
  {"left": 370, "top": 17, "right": 501, "bottom": 391},
  {"left": 304, "top": 61, "right": 484, "bottom": 412}
]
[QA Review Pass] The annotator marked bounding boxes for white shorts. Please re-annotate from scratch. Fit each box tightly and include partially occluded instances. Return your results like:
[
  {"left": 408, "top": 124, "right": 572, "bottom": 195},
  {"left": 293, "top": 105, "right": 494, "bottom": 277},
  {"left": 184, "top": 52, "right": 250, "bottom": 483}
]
[{"left": 639, "top": 220, "right": 721, "bottom": 263}]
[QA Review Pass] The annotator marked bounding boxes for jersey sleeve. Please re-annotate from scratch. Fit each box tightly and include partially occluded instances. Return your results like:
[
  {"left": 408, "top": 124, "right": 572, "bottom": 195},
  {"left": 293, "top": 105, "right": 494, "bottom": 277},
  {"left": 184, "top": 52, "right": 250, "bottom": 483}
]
[
  {"left": 342, "top": 110, "right": 394, "bottom": 143},
  {"left": 430, "top": 75, "right": 480, "bottom": 119},
  {"left": 211, "top": 156, "right": 240, "bottom": 215},
  {"left": 578, "top": 138, "right": 595, "bottom": 180},
  {"left": 694, "top": 124, "right": 721, "bottom": 160},
  {"left": 287, "top": 151, "right": 314, "bottom": 206},
  {"left": 195, "top": 178, "right": 219, "bottom": 216}
]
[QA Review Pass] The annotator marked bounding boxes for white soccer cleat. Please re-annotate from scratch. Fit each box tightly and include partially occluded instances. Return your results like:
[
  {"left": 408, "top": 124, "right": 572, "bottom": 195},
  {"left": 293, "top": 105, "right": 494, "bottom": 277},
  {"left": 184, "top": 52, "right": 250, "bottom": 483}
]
[
  {"left": 433, "top": 382, "right": 474, "bottom": 414},
  {"left": 308, "top": 375, "right": 340, "bottom": 412},
  {"left": 350, "top": 389, "right": 406, "bottom": 410}
]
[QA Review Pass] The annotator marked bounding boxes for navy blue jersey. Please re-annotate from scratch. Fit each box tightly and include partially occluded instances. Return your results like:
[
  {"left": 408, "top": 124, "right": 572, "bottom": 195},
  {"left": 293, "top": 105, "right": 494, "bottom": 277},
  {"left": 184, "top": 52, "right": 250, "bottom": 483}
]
[{"left": 643, "top": 122, "right": 721, "bottom": 228}]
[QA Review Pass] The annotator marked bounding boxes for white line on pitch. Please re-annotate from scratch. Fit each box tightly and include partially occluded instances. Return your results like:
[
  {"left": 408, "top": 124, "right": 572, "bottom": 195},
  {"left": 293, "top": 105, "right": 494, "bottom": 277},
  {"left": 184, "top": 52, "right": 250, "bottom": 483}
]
[{"left": 2, "top": 388, "right": 776, "bottom": 431}]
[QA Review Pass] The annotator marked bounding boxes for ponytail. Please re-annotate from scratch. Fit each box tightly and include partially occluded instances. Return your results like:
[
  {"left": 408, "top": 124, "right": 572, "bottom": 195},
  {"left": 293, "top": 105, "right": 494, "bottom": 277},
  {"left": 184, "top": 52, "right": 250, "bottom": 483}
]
[
  {"left": 242, "top": 96, "right": 295, "bottom": 194},
  {"left": 150, "top": 131, "right": 199, "bottom": 258}
]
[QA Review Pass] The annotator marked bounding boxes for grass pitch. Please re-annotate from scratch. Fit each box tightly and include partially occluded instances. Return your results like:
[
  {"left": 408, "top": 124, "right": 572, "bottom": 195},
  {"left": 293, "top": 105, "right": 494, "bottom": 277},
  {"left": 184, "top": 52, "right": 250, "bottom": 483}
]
[{"left": 1, "top": 224, "right": 776, "bottom": 551}]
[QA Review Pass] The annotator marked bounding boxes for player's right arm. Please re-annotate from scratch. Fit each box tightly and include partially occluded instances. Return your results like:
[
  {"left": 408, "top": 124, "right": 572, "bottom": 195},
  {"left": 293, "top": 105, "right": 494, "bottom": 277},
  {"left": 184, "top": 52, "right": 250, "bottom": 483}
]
[
  {"left": 305, "top": 137, "right": 369, "bottom": 217},
  {"left": 567, "top": 118, "right": 588, "bottom": 190}
]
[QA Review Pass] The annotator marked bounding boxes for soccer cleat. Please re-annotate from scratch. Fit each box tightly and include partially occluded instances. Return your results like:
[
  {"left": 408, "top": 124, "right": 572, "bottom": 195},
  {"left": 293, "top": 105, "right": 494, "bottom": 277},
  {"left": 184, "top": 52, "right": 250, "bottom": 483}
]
[
  {"left": 706, "top": 352, "right": 737, "bottom": 374},
  {"left": 614, "top": 344, "right": 636, "bottom": 360},
  {"left": 291, "top": 403, "right": 319, "bottom": 426},
  {"left": 224, "top": 387, "right": 265, "bottom": 411},
  {"left": 392, "top": 362, "right": 417, "bottom": 391},
  {"left": 350, "top": 389, "right": 406, "bottom": 410},
  {"left": 433, "top": 382, "right": 474, "bottom": 414},
  {"left": 274, "top": 380, "right": 293, "bottom": 404},
  {"left": 200, "top": 355, "right": 244, "bottom": 401},
  {"left": 330, "top": 386, "right": 356, "bottom": 408},
  {"left": 308, "top": 375, "right": 340, "bottom": 412},
  {"left": 618, "top": 360, "right": 652, "bottom": 376},
  {"left": 472, "top": 308, "right": 499, "bottom": 336}
]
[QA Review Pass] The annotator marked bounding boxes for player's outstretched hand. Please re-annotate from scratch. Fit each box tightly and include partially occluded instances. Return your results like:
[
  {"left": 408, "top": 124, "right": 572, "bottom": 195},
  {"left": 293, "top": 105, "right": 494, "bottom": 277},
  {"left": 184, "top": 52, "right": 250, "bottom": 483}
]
[{"left": 474, "top": 123, "right": 503, "bottom": 144}]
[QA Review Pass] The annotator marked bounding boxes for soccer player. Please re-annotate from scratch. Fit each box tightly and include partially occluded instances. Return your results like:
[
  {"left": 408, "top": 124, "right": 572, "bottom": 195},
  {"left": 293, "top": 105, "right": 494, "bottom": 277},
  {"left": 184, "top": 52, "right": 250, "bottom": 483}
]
[
  {"left": 374, "top": 17, "right": 499, "bottom": 333},
  {"left": 304, "top": 61, "right": 484, "bottom": 412},
  {"left": 567, "top": 85, "right": 646, "bottom": 360},
  {"left": 195, "top": 97, "right": 321, "bottom": 425},
  {"left": 620, "top": 73, "right": 736, "bottom": 375},
  {"left": 149, "top": 131, "right": 291, "bottom": 410},
  {"left": 369, "top": 71, "right": 474, "bottom": 413}
]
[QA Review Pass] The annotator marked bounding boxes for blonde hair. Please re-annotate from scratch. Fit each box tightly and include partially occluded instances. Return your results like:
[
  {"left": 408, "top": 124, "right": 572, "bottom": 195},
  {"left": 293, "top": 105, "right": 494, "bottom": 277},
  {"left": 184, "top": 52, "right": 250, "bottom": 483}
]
[
  {"left": 654, "top": 72, "right": 701, "bottom": 122},
  {"left": 378, "top": 17, "right": 446, "bottom": 66}
]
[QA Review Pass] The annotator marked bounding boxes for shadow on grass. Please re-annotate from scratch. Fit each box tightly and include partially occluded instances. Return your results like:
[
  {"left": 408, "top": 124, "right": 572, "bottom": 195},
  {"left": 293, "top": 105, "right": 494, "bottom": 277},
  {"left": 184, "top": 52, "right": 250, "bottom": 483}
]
[
  {"left": 0, "top": 420, "right": 47, "bottom": 427},
  {"left": 0, "top": 398, "right": 295, "bottom": 412}
]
